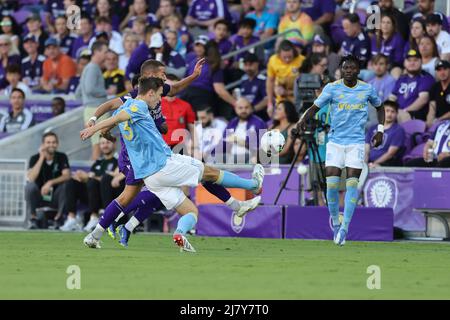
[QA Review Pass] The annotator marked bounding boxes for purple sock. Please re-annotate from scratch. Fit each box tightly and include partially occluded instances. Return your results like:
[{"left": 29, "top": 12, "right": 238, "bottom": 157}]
[
  {"left": 134, "top": 192, "right": 163, "bottom": 222},
  {"left": 202, "top": 181, "right": 231, "bottom": 202},
  {"left": 99, "top": 200, "right": 124, "bottom": 229}
]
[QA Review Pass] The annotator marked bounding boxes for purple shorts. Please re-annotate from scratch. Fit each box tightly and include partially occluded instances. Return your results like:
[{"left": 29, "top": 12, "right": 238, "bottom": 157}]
[{"left": 119, "top": 162, "right": 142, "bottom": 186}]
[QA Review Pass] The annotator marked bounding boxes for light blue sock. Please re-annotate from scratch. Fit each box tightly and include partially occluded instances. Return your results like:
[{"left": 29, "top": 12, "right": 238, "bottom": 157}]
[
  {"left": 326, "top": 176, "right": 341, "bottom": 226},
  {"left": 342, "top": 177, "right": 359, "bottom": 231},
  {"left": 174, "top": 213, "right": 197, "bottom": 236},
  {"left": 216, "top": 170, "right": 257, "bottom": 190}
]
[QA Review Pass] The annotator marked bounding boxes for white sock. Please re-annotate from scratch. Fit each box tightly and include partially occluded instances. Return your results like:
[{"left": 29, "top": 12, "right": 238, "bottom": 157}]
[
  {"left": 92, "top": 224, "right": 105, "bottom": 240},
  {"left": 114, "top": 212, "right": 125, "bottom": 222},
  {"left": 225, "top": 197, "right": 241, "bottom": 211},
  {"left": 125, "top": 216, "right": 140, "bottom": 232}
]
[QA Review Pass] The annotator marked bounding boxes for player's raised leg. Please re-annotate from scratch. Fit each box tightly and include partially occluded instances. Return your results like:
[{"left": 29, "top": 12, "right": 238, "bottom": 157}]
[
  {"left": 202, "top": 164, "right": 264, "bottom": 195},
  {"left": 202, "top": 181, "right": 261, "bottom": 217}
]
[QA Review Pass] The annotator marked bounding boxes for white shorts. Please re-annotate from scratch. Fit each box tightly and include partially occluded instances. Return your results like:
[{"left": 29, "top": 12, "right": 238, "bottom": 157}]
[
  {"left": 143, "top": 154, "right": 205, "bottom": 209},
  {"left": 325, "top": 141, "right": 365, "bottom": 169}
]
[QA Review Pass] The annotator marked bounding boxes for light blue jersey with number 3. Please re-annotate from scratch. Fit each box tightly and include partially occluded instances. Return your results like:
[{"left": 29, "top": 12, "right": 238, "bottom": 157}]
[
  {"left": 114, "top": 98, "right": 172, "bottom": 179},
  {"left": 313, "top": 79, "right": 382, "bottom": 145}
]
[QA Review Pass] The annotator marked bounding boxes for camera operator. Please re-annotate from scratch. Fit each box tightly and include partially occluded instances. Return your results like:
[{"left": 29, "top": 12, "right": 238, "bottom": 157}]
[{"left": 294, "top": 53, "right": 332, "bottom": 114}]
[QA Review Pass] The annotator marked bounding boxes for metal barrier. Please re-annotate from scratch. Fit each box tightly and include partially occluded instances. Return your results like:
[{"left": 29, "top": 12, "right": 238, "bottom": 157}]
[{"left": 0, "top": 159, "right": 27, "bottom": 226}]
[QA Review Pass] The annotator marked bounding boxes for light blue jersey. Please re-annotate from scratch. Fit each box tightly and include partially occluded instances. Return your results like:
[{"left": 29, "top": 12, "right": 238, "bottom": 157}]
[
  {"left": 114, "top": 98, "right": 172, "bottom": 179},
  {"left": 313, "top": 79, "right": 382, "bottom": 145}
]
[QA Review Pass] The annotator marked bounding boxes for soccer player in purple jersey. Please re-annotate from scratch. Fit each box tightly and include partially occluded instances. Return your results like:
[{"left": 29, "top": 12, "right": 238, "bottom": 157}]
[{"left": 83, "top": 59, "right": 261, "bottom": 248}]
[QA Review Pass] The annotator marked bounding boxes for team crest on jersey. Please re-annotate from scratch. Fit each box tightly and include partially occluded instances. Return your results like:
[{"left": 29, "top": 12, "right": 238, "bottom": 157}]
[
  {"left": 364, "top": 177, "right": 398, "bottom": 208},
  {"left": 130, "top": 105, "right": 138, "bottom": 112},
  {"left": 231, "top": 212, "right": 245, "bottom": 233}
]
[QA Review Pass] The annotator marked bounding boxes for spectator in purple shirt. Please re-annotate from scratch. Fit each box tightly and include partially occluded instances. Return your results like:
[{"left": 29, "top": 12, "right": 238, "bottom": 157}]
[
  {"left": 211, "top": 19, "right": 233, "bottom": 56},
  {"left": 404, "top": 18, "right": 426, "bottom": 58},
  {"left": 71, "top": 15, "right": 94, "bottom": 59},
  {"left": 370, "top": 14, "right": 405, "bottom": 77},
  {"left": 21, "top": 34, "right": 45, "bottom": 93},
  {"left": 0, "top": 34, "right": 20, "bottom": 90},
  {"left": 125, "top": 25, "right": 156, "bottom": 83},
  {"left": 67, "top": 53, "right": 90, "bottom": 94},
  {"left": 53, "top": 16, "right": 77, "bottom": 57},
  {"left": 44, "top": 0, "right": 66, "bottom": 34},
  {"left": 222, "top": 97, "right": 267, "bottom": 164},
  {"left": 120, "top": 0, "right": 158, "bottom": 31},
  {"left": 164, "top": 14, "right": 191, "bottom": 58},
  {"left": 231, "top": 18, "right": 263, "bottom": 64},
  {"left": 94, "top": 0, "right": 121, "bottom": 32},
  {"left": 239, "top": 53, "right": 268, "bottom": 120},
  {"left": 340, "top": 13, "right": 371, "bottom": 68},
  {"left": 300, "top": 0, "right": 335, "bottom": 27},
  {"left": 365, "top": 100, "right": 405, "bottom": 167},
  {"left": 181, "top": 38, "right": 237, "bottom": 117},
  {"left": 185, "top": 0, "right": 232, "bottom": 33},
  {"left": 389, "top": 49, "right": 435, "bottom": 122},
  {"left": 148, "top": 32, "right": 186, "bottom": 79},
  {"left": 377, "top": 0, "right": 410, "bottom": 41},
  {"left": 369, "top": 54, "right": 396, "bottom": 102}
]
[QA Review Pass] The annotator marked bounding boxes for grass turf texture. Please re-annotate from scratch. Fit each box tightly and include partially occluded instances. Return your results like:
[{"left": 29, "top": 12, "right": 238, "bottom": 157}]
[{"left": 0, "top": 231, "right": 449, "bottom": 299}]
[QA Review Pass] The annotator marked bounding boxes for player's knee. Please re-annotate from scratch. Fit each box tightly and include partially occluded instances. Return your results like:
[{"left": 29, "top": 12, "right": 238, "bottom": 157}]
[{"left": 202, "top": 166, "right": 219, "bottom": 182}]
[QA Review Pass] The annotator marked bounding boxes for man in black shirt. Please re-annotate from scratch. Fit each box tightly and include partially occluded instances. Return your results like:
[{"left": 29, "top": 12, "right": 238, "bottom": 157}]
[
  {"left": 427, "top": 60, "right": 450, "bottom": 128},
  {"left": 62, "top": 137, "right": 123, "bottom": 232},
  {"left": 26, "top": 132, "right": 70, "bottom": 229}
]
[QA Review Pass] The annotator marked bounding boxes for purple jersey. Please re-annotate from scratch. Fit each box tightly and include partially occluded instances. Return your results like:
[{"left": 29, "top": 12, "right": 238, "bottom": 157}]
[
  {"left": 186, "top": 60, "right": 224, "bottom": 91},
  {"left": 392, "top": 71, "right": 435, "bottom": 120},
  {"left": 21, "top": 54, "right": 46, "bottom": 89},
  {"left": 117, "top": 84, "right": 171, "bottom": 184},
  {"left": 71, "top": 35, "right": 94, "bottom": 59},
  {"left": 240, "top": 74, "right": 266, "bottom": 106},
  {"left": 232, "top": 35, "right": 260, "bottom": 60},
  {"left": 371, "top": 33, "right": 405, "bottom": 67},
  {"left": 58, "top": 34, "right": 77, "bottom": 57},
  {"left": 341, "top": 32, "right": 371, "bottom": 67},
  {"left": 366, "top": 123, "right": 405, "bottom": 162},
  {"left": 301, "top": 0, "right": 335, "bottom": 21},
  {"left": 187, "top": 0, "right": 230, "bottom": 22}
]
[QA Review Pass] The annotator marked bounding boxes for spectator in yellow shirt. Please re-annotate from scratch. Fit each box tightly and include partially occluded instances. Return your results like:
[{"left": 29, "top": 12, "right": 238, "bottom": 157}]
[{"left": 266, "top": 40, "right": 305, "bottom": 116}]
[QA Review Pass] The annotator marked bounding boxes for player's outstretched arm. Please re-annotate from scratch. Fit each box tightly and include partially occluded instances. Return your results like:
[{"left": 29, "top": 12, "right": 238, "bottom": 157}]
[
  {"left": 81, "top": 111, "right": 130, "bottom": 141},
  {"left": 85, "top": 98, "right": 123, "bottom": 128},
  {"left": 168, "top": 58, "right": 205, "bottom": 96}
]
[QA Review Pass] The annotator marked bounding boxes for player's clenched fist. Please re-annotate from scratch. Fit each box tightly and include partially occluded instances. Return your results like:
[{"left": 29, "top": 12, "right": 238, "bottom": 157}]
[{"left": 371, "top": 132, "right": 383, "bottom": 148}]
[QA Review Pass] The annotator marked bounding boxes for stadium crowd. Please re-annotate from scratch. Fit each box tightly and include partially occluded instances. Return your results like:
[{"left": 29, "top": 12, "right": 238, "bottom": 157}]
[{"left": 1, "top": 0, "right": 449, "bottom": 230}]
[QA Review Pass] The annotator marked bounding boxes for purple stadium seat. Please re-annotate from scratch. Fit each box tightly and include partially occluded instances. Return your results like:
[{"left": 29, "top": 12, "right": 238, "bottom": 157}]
[
  {"left": 400, "top": 119, "right": 426, "bottom": 154},
  {"left": 403, "top": 142, "right": 426, "bottom": 163}
]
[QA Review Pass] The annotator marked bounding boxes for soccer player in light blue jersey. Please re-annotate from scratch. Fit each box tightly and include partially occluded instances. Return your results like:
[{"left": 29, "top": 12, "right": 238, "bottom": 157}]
[
  {"left": 297, "top": 55, "right": 385, "bottom": 246},
  {"left": 81, "top": 77, "right": 264, "bottom": 252}
]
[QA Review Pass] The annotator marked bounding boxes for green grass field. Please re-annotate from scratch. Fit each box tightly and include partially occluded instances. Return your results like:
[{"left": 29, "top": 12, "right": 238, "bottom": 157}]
[{"left": 0, "top": 231, "right": 449, "bottom": 299}]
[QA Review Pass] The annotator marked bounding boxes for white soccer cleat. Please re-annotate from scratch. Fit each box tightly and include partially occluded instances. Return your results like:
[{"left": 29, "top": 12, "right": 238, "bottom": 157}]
[
  {"left": 252, "top": 164, "right": 265, "bottom": 195},
  {"left": 173, "top": 233, "right": 196, "bottom": 253},
  {"left": 235, "top": 196, "right": 261, "bottom": 218},
  {"left": 83, "top": 233, "right": 101, "bottom": 249}
]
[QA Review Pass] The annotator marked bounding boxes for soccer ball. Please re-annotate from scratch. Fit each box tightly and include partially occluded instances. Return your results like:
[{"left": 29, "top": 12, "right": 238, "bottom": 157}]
[{"left": 260, "top": 130, "right": 286, "bottom": 154}]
